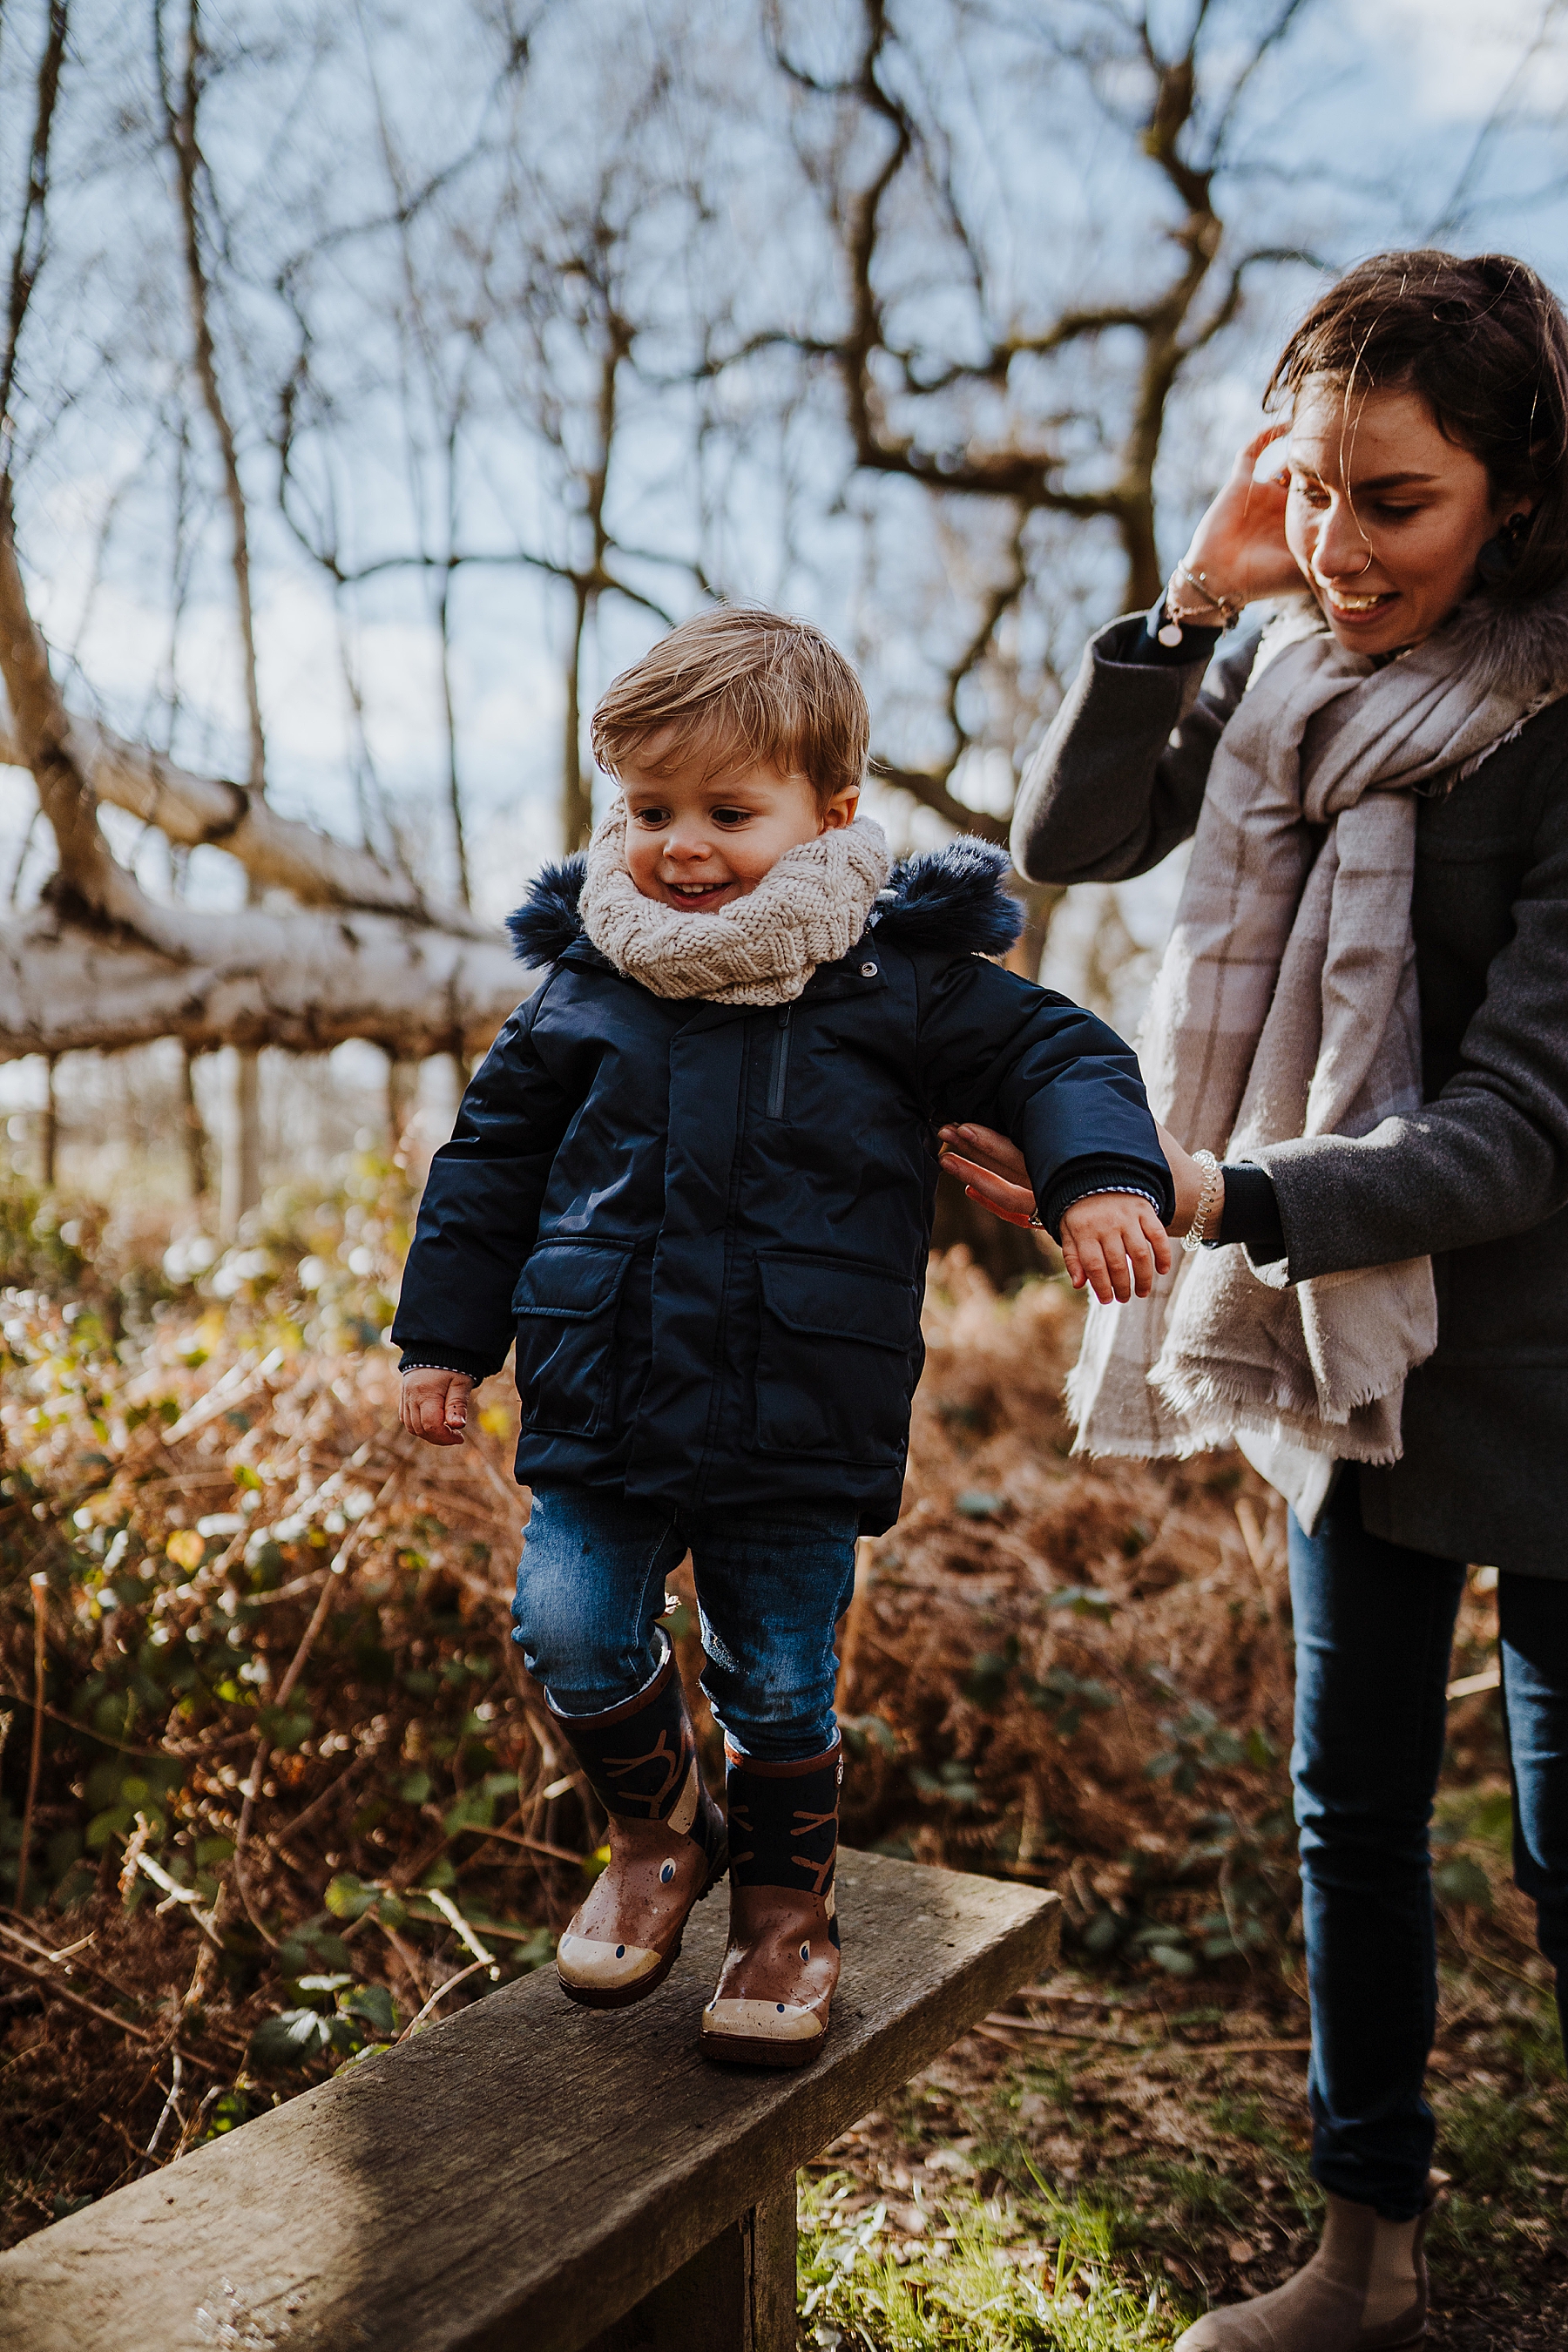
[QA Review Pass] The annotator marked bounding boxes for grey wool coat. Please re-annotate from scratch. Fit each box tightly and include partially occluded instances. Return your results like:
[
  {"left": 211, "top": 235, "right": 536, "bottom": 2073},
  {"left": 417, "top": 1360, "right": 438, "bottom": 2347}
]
[{"left": 1013, "top": 605, "right": 1568, "bottom": 1578}]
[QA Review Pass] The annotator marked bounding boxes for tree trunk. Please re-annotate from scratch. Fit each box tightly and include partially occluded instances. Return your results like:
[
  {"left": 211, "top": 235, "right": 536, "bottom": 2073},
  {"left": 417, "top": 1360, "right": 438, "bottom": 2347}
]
[
  {"left": 0, "top": 693, "right": 484, "bottom": 929},
  {"left": 1004, "top": 882, "right": 1064, "bottom": 986},
  {"left": 218, "top": 1045, "right": 260, "bottom": 1238},
  {"left": 0, "top": 901, "right": 525, "bottom": 1061},
  {"left": 39, "top": 1054, "right": 57, "bottom": 1188},
  {"left": 387, "top": 1054, "right": 419, "bottom": 1154},
  {"left": 562, "top": 585, "right": 594, "bottom": 853},
  {"left": 181, "top": 1046, "right": 209, "bottom": 1198}
]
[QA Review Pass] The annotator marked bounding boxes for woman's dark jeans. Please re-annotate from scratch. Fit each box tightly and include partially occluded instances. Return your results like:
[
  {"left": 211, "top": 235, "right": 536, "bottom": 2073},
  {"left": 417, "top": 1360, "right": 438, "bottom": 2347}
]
[{"left": 1290, "top": 1473, "right": 1568, "bottom": 2220}]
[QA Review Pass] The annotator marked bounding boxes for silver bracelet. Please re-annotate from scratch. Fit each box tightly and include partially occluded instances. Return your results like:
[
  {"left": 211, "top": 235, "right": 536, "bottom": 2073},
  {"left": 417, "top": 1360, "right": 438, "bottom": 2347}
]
[
  {"left": 1181, "top": 1150, "right": 1223, "bottom": 1252},
  {"left": 1156, "top": 562, "right": 1242, "bottom": 647}
]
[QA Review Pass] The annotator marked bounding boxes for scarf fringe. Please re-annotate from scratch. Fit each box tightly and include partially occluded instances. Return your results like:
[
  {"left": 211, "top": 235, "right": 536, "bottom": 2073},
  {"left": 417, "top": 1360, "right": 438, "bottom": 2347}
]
[{"left": 1153, "top": 1355, "right": 1402, "bottom": 1428}]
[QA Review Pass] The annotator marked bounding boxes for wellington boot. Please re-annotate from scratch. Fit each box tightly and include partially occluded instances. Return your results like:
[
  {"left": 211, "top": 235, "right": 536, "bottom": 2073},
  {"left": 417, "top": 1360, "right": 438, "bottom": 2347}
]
[
  {"left": 1173, "top": 2176, "right": 1441, "bottom": 2350},
  {"left": 548, "top": 1631, "right": 727, "bottom": 2009},
  {"left": 700, "top": 1736, "right": 841, "bottom": 2070}
]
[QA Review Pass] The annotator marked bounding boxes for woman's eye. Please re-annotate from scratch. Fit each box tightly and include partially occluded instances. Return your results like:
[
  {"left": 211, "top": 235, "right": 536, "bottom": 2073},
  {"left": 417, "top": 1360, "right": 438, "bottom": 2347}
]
[{"left": 1371, "top": 503, "right": 1421, "bottom": 522}]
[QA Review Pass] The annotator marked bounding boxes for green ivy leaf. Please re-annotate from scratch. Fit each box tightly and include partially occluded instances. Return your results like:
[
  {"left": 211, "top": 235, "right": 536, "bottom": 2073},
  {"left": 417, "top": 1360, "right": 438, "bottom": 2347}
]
[{"left": 250, "top": 2008, "right": 333, "bottom": 2068}]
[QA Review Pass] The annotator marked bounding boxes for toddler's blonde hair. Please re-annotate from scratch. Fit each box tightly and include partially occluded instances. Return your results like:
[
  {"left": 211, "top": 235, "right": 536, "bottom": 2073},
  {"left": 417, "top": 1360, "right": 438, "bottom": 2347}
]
[{"left": 591, "top": 606, "right": 868, "bottom": 810}]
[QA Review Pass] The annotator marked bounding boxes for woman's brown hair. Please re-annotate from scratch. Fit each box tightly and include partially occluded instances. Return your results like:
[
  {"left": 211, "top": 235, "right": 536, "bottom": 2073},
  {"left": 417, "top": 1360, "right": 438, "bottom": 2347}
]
[{"left": 1267, "top": 249, "right": 1568, "bottom": 605}]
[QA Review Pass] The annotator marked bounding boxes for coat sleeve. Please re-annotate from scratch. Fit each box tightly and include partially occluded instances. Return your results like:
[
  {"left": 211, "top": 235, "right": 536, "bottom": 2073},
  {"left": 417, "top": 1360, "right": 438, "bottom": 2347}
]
[
  {"left": 914, "top": 954, "right": 1173, "bottom": 1236},
  {"left": 390, "top": 977, "right": 583, "bottom": 1379},
  {"left": 1010, "top": 614, "right": 1260, "bottom": 884},
  {"left": 1254, "top": 778, "right": 1568, "bottom": 1279}
]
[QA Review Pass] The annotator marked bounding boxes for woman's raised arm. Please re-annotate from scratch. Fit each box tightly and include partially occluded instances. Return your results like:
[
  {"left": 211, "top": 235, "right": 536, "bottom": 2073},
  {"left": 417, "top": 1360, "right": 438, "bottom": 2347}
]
[{"left": 1010, "top": 426, "right": 1299, "bottom": 889}]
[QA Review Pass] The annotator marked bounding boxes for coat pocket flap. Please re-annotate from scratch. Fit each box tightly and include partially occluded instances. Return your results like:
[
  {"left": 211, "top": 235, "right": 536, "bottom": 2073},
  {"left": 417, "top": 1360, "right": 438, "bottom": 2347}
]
[
  {"left": 512, "top": 1242, "right": 632, "bottom": 1321},
  {"left": 759, "top": 1255, "right": 916, "bottom": 1352}
]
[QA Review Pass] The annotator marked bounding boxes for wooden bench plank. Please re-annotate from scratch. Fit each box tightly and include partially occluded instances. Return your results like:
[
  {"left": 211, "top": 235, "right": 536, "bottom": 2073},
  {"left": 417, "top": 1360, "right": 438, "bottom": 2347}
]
[{"left": 0, "top": 1851, "right": 1057, "bottom": 2352}]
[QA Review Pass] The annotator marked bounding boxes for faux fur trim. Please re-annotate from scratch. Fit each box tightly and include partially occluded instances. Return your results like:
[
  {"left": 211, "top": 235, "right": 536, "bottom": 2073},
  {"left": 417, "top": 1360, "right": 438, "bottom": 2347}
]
[
  {"left": 506, "top": 835, "right": 1024, "bottom": 969},
  {"left": 507, "top": 856, "right": 590, "bottom": 967},
  {"left": 1266, "top": 574, "right": 1568, "bottom": 705},
  {"left": 1436, "top": 574, "right": 1568, "bottom": 703},
  {"left": 872, "top": 840, "right": 1024, "bottom": 956}
]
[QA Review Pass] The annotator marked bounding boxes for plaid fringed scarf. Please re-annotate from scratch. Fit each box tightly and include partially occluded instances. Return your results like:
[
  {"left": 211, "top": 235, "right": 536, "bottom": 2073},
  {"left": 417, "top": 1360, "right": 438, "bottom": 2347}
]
[{"left": 1068, "top": 597, "right": 1568, "bottom": 1527}]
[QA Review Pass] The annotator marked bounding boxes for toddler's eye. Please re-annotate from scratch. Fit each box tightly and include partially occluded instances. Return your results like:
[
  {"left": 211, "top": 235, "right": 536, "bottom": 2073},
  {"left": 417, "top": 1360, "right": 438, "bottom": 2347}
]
[
  {"left": 632, "top": 807, "right": 671, "bottom": 828},
  {"left": 711, "top": 807, "right": 751, "bottom": 828}
]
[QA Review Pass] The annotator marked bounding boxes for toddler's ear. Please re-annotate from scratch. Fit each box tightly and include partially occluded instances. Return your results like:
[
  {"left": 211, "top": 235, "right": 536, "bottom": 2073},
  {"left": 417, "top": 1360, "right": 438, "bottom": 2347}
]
[{"left": 820, "top": 784, "right": 860, "bottom": 832}]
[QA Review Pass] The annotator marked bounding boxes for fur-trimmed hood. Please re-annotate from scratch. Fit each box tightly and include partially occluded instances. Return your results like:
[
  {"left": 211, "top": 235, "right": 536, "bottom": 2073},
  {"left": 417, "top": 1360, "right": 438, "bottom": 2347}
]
[
  {"left": 506, "top": 835, "right": 1024, "bottom": 971},
  {"left": 1264, "top": 576, "right": 1568, "bottom": 704}
]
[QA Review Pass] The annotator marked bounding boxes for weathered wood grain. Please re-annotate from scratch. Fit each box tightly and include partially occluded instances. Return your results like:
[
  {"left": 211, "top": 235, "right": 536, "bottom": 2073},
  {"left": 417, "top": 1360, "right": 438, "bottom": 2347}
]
[
  {"left": 0, "top": 1852, "right": 1057, "bottom": 2352},
  {"left": 579, "top": 2192, "right": 795, "bottom": 2351}
]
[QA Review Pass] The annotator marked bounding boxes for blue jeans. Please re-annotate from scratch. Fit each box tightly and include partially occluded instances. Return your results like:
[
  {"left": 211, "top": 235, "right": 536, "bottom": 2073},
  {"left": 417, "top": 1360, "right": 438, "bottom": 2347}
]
[
  {"left": 510, "top": 1485, "right": 858, "bottom": 1761},
  {"left": 1291, "top": 1472, "right": 1568, "bottom": 2220}
]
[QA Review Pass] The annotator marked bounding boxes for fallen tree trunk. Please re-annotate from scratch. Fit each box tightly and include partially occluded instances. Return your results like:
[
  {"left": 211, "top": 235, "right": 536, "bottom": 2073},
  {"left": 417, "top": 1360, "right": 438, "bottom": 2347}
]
[
  {"left": 0, "top": 900, "right": 527, "bottom": 1060},
  {"left": 0, "top": 702, "right": 492, "bottom": 935},
  {"left": 0, "top": 477, "right": 526, "bottom": 1064}
]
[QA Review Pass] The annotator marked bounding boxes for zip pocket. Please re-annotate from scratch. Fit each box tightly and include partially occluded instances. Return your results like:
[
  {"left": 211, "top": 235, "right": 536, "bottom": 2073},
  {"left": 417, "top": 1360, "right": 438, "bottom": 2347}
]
[{"left": 767, "top": 1004, "right": 793, "bottom": 1120}]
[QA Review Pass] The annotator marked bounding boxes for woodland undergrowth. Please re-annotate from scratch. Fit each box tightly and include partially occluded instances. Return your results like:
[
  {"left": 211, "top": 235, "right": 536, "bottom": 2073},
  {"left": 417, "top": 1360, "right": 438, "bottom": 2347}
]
[{"left": 0, "top": 1163, "right": 1560, "bottom": 2349}]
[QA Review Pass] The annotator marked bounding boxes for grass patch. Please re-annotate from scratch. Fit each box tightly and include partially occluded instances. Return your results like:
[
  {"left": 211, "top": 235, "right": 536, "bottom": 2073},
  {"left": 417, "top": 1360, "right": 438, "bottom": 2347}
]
[{"left": 798, "top": 2169, "right": 1186, "bottom": 2350}]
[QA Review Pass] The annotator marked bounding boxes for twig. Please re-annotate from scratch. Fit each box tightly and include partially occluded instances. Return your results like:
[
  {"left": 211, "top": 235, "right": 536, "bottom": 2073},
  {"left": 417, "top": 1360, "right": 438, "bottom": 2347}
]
[
  {"left": 457, "top": 1818, "right": 585, "bottom": 1867},
  {"left": 424, "top": 1887, "right": 500, "bottom": 1979},
  {"left": 981, "top": 2012, "right": 1148, "bottom": 2049},
  {"left": 0, "top": 1946, "right": 159, "bottom": 2043},
  {"left": 394, "top": 1957, "right": 490, "bottom": 2041},
  {"left": 141, "top": 2051, "right": 184, "bottom": 2171},
  {"left": 375, "top": 1916, "right": 430, "bottom": 2005},
  {"left": 160, "top": 1348, "right": 285, "bottom": 1445},
  {"left": 230, "top": 1462, "right": 405, "bottom": 1946},
  {"left": 270, "top": 1751, "right": 371, "bottom": 1849},
  {"left": 125, "top": 1815, "right": 224, "bottom": 1948},
  {"left": 0, "top": 1917, "right": 145, "bottom": 2004},
  {"left": 16, "top": 1572, "right": 47, "bottom": 1908},
  {"left": 0, "top": 1685, "right": 168, "bottom": 1758},
  {"left": 1446, "top": 1664, "right": 1500, "bottom": 1700}
]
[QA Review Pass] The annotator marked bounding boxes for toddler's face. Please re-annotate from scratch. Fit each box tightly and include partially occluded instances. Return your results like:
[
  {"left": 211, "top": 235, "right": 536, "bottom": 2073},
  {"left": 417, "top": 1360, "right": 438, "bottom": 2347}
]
[{"left": 619, "top": 739, "right": 858, "bottom": 915}]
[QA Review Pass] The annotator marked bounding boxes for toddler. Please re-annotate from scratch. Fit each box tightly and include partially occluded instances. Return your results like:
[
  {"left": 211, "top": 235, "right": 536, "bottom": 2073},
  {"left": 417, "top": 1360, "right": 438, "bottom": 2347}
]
[{"left": 393, "top": 607, "right": 1173, "bottom": 2068}]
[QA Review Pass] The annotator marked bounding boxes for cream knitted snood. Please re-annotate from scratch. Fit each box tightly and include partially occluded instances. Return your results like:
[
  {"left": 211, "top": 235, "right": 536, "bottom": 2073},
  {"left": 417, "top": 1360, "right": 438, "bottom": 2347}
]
[{"left": 578, "top": 800, "right": 890, "bottom": 1007}]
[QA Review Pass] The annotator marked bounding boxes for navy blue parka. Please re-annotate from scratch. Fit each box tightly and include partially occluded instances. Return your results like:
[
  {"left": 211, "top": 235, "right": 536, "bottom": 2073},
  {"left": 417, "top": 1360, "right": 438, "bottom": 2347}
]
[{"left": 392, "top": 841, "right": 1172, "bottom": 1534}]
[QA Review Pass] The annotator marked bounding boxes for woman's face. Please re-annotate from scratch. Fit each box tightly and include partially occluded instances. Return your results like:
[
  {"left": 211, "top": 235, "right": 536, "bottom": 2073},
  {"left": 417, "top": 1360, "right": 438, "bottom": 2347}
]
[{"left": 1284, "top": 380, "right": 1527, "bottom": 656}]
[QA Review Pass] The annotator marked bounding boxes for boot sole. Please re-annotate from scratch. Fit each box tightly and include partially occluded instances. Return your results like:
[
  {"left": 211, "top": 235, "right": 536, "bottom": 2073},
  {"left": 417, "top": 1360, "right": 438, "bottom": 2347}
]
[
  {"left": 699, "top": 2028, "right": 827, "bottom": 2070},
  {"left": 558, "top": 1845, "right": 729, "bottom": 2012}
]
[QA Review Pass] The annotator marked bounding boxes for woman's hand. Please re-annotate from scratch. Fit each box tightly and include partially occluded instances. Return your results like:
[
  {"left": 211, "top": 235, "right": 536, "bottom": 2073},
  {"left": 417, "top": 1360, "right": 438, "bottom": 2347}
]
[
  {"left": 399, "top": 1368, "right": 474, "bottom": 1446},
  {"left": 1179, "top": 422, "right": 1302, "bottom": 612},
  {"left": 1058, "top": 1194, "right": 1173, "bottom": 1303},
  {"left": 1155, "top": 1119, "right": 1224, "bottom": 1240},
  {"left": 937, "top": 1124, "right": 1036, "bottom": 1228}
]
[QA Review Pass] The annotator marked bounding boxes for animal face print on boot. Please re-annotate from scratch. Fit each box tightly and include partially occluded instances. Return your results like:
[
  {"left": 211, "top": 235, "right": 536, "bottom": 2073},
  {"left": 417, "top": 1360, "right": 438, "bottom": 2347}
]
[
  {"left": 701, "top": 1736, "right": 841, "bottom": 2068},
  {"left": 547, "top": 1631, "right": 728, "bottom": 2009}
]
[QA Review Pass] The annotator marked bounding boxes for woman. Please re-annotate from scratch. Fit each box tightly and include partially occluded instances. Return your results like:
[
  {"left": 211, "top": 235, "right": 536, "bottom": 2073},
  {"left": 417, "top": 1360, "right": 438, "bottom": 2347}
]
[{"left": 943, "top": 251, "right": 1568, "bottom": 2351}]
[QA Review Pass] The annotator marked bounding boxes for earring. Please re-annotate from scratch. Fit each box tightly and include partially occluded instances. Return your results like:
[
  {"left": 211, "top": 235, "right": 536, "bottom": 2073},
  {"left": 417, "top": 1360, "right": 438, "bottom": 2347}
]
[{"left": 1477, "top": 511, "right": 1530, "bottom": 585}]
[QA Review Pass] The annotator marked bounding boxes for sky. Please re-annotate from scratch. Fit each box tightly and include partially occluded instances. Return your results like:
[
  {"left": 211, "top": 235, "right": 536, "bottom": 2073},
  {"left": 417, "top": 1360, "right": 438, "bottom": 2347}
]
[{"left": 5, "top": 0, "right": 1568, "bottom": 1113}]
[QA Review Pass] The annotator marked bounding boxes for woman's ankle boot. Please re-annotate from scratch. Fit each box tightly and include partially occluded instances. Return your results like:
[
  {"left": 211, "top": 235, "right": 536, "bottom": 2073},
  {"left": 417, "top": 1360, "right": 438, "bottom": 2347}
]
[
  {"left": 1173, "top": 2176, "right": 1439, "bottom": 2349},
  {"left": 547, "top": 1631, "right": 728, "bottom": 2008},
  {"left": 700, "top": 1735, "right": 841, "bottom": 2069}
]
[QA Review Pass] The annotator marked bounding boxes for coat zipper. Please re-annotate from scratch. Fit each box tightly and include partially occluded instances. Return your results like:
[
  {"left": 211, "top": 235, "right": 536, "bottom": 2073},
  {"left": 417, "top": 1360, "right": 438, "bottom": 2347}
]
[{"left": 767, "top": 1004, "right": 793, "bottom": 1119}]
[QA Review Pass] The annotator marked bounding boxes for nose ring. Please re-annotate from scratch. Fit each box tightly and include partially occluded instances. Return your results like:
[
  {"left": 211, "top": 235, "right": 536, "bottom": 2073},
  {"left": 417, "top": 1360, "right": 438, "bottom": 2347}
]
[{"left": 1344, "top": 548, "right": 1374, "bottom": 576}]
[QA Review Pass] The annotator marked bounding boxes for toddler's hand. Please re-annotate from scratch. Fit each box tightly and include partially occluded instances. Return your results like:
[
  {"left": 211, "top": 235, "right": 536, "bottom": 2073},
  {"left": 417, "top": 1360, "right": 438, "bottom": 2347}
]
[
  {"left": 399, "top": 1368, "right": 473, "bottom": 1446},
  {"left": 1154, "top": 1119, "right": 1225, "bottom": 1240},
  {"left": 1058, "top": 1193, "right": 1172, "bottom": 1304}
]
